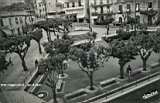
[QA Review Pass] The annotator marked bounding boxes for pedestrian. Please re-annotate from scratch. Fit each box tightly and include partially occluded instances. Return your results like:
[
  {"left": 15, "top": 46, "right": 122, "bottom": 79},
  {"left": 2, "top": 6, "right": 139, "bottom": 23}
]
[
  {"left": 9, "top": 57, "right": 13, "bottom": 65},
  {"left": 107, "top": 24, "right": 109, "bottom": 35},
  {"left": 126, "top": 65, "right": 132, "bottom": 80},
  {"left": 35, "top": 59, "right": 38, "bottom": 69}
]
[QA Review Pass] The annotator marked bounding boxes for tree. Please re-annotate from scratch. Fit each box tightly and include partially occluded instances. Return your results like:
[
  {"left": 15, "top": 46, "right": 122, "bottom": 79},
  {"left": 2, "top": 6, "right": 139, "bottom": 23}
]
[
  {"left": 70, "top": 44, "right": 110, "bottom": 90},
  {"left": 0, "top": 35, "right": 31, "bottom": 71},
  {"left": 34, "top": 18, "right": 72, "bottom": 41},
  {"left": 0, "top": 51, "right": 8, "bottom": 73},
  {"left": 130, "top": 31, "right": 155, "bottom": 71},
  {"left": 110, "top": 40, "right": 137, "bottom": 79},
  {"left": 0, "top": 26, "right": 9, "bottom": 38},
  {"left": 152, "top": 31, "right": 160, "bottom": 61},
  {"left": 31, "top": 29, "right": 43, "bottom": 54},
  {"left": 44, "top": 56, "right": 59, "bottom": 103},
  {"left": 43, "top": 37, "right": 73, "bottom": 76},
  {"left": 127, "top": 16, "right": 137, "bottom": 30}
]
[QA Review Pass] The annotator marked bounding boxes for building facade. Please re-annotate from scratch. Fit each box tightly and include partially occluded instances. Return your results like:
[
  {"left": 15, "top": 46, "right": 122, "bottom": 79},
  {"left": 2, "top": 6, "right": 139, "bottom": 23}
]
[
  {"left": 0, "top": 2, "right": 36, "bottom": 36},
  {"left": 34, "top": 0, "right": 46, "bottom": 18},
  {"left": 91, "top": 0, "right": 160, "bottom": 25},
  {"left": 34, "top": 0, "right": 65, "bottom": 18},
  {"left": 63, "top": 0, "right": 85, "bottom": 22}
]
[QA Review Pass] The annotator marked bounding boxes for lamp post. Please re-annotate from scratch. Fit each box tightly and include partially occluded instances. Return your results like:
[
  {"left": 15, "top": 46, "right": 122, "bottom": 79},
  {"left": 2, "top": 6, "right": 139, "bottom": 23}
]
[{"left": 86, "top": 0, "right": 92, "bottom": 32}]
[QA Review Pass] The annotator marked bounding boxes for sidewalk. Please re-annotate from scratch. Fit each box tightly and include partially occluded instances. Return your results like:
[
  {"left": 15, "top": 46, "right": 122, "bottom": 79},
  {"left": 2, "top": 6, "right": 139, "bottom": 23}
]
[
  {"left": 0, "top": 30, "right": 49, "bottom": 90},
  {"left": 47, "top": 66, "right": 160, "bottom": 103},
  {"left": 92, "top": 72, "right": 160, "bottom": 103},
  {"left": 80, "top": 64, "right": 160, "bottom": 103}
]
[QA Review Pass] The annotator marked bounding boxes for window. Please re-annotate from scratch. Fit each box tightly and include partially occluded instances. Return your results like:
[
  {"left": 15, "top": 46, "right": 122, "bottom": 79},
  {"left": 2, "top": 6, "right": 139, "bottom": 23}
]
[
  {"left": 72, "top": 2, "right": 75, "bottom": 7},
  {"left": 127, "top": 4, "right": 130, "bottom": 9},
  {"left": 17, "top": 28, "right": 21, "bottom": 35},
  {"left": 19, "top": 17, "right": 23, "bottom": 24},
  {"left": 107, "top": 0, "right": 109, "bottom": 4},
  {"left": 148, "top": 2, "right": 152, "bottom": 8},
  {"left": 119, "top": 5, "right": 123, "bottom": 13},
  {"left": 136, "top": 3, "right": 140, "bottom": 11},
  {"left": 107, "top": 5, "right": 110, "bottom": 9},
  {"left": 100, "top": 0, "right": 103, "bottom": 4},
  {"left": 95, "top": 7, "right": 97, "bottom": 12},
  {"left": 9, "top": 17, "right": 12, "bottom": 26},
  {"left": 39, "top": 3, "right": 41, "bottom": 7},
  {"left": 127, "top": 4, "right": 131, "bottom": 12},
  {"left": 100, "top": 7, "right": 103, "bottom": 13},
  {"left": 0, "top": 19, "right": 3, "bottom": 26},
  {"left": 94, "top": 0, "right": 96, "bottom": 5},
  {"left": 67, "top": 2, "right": 69, "bottom": 8},
  {"left": 78, "top": 0, "right": 82, "bottom": 6},
  {"left": 15, "top": 17, "right": 19, "bottom": 24},
  {"left": 43, "top": 8, "right": 45, "bottom": 11}
]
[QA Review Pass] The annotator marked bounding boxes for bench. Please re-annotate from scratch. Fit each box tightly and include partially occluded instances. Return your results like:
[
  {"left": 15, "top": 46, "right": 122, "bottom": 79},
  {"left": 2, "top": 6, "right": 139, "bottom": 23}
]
[
  {"left": 130, "top": 68, "right": 142, "bottom": 77},
  {"left": 100, "top": 78, "right": 117, "bottom": 88},
  {"left": 56, "top": 79, "right": 63, "bottom": 92}
]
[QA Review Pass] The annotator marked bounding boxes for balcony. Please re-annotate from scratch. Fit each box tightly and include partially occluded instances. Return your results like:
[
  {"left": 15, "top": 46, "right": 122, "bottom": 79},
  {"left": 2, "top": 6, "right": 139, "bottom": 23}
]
[
  {"left": 91, "top": 3, "right": 112, "bottom": 8},
  {"left": 140, "top": 8, "right": 157, "bottom": 16},
  {"left": 92, "top": 12, "right": 114, "bottom": 16}
]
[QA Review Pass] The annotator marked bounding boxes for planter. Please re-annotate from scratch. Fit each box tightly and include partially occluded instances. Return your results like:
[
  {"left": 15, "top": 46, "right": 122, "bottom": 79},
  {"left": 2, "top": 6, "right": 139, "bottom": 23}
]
[{"left": 65, "top": 89, "right": 88, "bottom": 100}]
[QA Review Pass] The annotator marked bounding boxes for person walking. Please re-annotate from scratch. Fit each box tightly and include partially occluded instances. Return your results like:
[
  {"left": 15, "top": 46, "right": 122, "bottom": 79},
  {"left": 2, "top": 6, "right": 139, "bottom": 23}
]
[
  {"left": 9, "top": 57, "right": 13, "bottom": 65},
  {"left": 126, "top": 65, "right": 132, "bottom": 80},
  {"left": 35, "top": 59, "right": 38, "bottom": 69}
]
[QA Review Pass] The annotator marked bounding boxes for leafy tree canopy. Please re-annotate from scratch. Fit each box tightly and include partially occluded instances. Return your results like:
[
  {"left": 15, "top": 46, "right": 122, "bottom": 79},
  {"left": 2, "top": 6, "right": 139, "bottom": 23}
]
[
  {"left": 0, "top": 51, "right": 8, "bottom": 72},
  {"left": 110, "top": 40, "right": 137, "bottom": 64}
]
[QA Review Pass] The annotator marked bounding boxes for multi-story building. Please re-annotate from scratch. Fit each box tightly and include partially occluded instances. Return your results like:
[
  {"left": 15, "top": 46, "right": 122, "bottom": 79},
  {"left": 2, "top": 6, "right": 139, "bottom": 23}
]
[
  {"left": 34, "top": 0, "right": 65, "bottom": 18},
  {"left": 46, "top": 0, "right": 65, "bottom": 18},
  {"left": 63, "top": 0, "right": 86, "bottom": 22},
  {"left": 34, "top": 0, "right": 46, "bottom": 18},
  {"left": 91, "top": 0, "right": 160, "bottom": 25},
  {"left": 0, "top": 2, "right": 36, "bottom": 36},
  {"left": 90, "top": 0, "right": 116, "bottom": 24}
]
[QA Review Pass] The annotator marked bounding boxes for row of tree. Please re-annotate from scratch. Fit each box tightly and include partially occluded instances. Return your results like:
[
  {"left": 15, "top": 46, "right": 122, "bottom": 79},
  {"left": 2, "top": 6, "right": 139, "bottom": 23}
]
[
  {"left": 42, "top": 26, "right": 160, "bottom": 103},
  {"left": 0, "top": 18, "right": 72, "bottom": 73},
  {"left": 0, "top": 28, "right": 43, "bottom": 71}
]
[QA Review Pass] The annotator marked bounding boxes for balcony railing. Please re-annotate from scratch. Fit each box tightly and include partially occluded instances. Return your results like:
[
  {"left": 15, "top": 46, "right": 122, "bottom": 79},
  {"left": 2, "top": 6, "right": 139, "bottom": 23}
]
[
  {"left": 140, "top": 8, "right": 158, "bottom": 16},
  {"left": 92, "top": 12, "right": 114, "bottom": 16},
  {"left": 91, "top": 3, "right": 113, "bottom": 8}
]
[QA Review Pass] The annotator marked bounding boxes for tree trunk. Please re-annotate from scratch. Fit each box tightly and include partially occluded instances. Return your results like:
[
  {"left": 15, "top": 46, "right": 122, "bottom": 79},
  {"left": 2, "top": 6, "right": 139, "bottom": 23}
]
[
  {"left": 38, "top": 41, "right": 42, "bottom": 54},
  {"left": 61, "top": 70, "right": 65, "bottom": 77},
  {"left": 47, "top": 31, "right": 51, "bottom": 41},
  {"left": 142, "top": 59, "right": 147, "bottom": 71},
  {"left": 120, "top": 65, "right": 124, "bottom": 79},
  {"left": 52, "top": 87, "right": 57, "bottom": 103},
  {"left": 89, "top": 71, "right": 94, "bottom": 90},
  {"left": 21, "top": 57, "right": 28, "bottom": 71}
]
